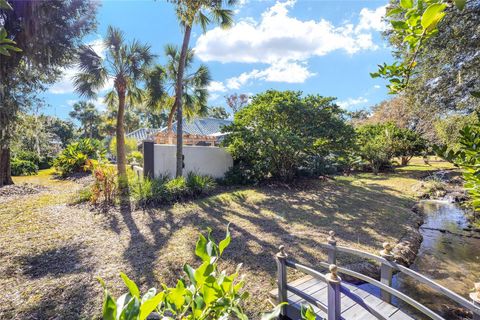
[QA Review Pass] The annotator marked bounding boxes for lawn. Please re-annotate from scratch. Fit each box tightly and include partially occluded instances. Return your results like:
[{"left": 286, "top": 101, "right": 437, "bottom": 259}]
[{"left": 0, "top": 158, "right": 455, "bottom": 319}]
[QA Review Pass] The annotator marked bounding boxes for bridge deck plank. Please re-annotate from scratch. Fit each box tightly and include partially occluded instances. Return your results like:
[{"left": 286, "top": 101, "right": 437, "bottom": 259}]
[{"left": 269, "top": 275, "right": 415, "bottom": 320}]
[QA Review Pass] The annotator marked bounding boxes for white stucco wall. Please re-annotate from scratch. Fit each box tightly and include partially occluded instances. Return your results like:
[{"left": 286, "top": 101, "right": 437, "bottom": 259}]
[{"left": 153, "top": 144, "right": 233, "bottom": 179}]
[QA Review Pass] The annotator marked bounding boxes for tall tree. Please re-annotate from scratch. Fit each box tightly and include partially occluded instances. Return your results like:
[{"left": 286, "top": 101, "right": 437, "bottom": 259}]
[
  {"left": 69, "top": 101, "right": 101, "bottom": 139},
  {"left": 0, "top": 0, "right": 97, "bottom": 186},
  {"left": 208, "top": 106, "right": 230, "bottom": 119},
  {"left": 145, "top": 45, "right": 211, "bottom": 143},
  {"left": 225, "top": 93, "right": 249, "bottom": 114},
  {"left": 73, "top": 26, "right": 153, "bottom": 184},
  {"left": 169, "top": 0, "right": 236, "bottom": 177}
]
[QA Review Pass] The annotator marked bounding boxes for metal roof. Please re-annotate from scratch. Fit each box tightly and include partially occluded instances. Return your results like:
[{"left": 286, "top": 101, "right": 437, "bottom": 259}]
[
  {"left": 126, "top": 118, "right": 232, "bottom": 142},
  {"left": 161, "top": 118, "right": 232, "bottom": 136}
]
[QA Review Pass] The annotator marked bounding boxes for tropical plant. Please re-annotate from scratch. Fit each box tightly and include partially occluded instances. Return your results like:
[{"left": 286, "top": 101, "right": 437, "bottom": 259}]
[
  {"left": 11, "top": 158, "right": 38, "bottom": 176},
  {"left": 85, "top": 159, "right": 117, "bottom": 205},
  {"left": 69, "top": 101, "right": 102, "bottom": 139},
  {"left": 145, "top": 45, "right": 211, "bottom": 139},
  {"left": 223, "top": 90, "right": 355, "bottom": 182},
  {"left": 0, "top": 0, "right": 97, "bottom": 187},
  {"left": 186, "top": 171, "right": 216, "bottom": 196},
  {"left": 168, "top": 0, "right": 237, "bottom": 177},
  {"left": 391, "top": 126, "right": 427, "bottom": 165},
  {"left": 73, "top": 26, "right": 154, "bottom": 188},
  {"left": 53, "top": 138, "right": 105, "bottom": 176},
  {"left": 98, "top": 225, "right": 250, "bottom": 320},
  {"left": 373, "top": 0, "right": 467, "bottom": 93}
]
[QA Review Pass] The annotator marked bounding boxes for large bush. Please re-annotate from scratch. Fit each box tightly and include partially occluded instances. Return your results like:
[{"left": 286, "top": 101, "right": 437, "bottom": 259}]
[
  {"left": 223, "top": 90, "right": 355, "bottom": 182},
  {"left": 356, "top": 122, "right": 427, "bottom": 173},
  {"left": 53, "top": 139, "right": 105, "bottom": 176},
  {"left": 11, "top": 158, "right": 38, "bottom": 176}
]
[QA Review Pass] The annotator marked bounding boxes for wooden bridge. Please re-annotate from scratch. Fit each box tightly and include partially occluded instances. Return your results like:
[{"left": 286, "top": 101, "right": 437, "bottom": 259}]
[{"left": 270, "top": 231, "right": 480, "bottom": 320}]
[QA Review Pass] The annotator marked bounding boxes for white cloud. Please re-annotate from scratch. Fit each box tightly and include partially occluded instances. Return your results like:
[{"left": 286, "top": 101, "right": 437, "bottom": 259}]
[
  {"left": 373, "top": 84, "right": 381, "bottom": 89},
  {"left": 337, "top": 96, "right": 369, "bottom": 109},
  {"left": 49, "top": 38, "right": 113, "bottom": 94},
  {"left": 208, "top": 81, "right": 227, "bottom": 93},
  {"left": 195, "top": 0, "right": 382, "bottom": 64},
  {"left": 195, "top": 0, "right": 386, "bottom": 91},
  {"left": 355, "top": 6, "right": 388, "bottom": 33},
  {"left": 226, "top": 60, "right": 314, "bottom": 89}
]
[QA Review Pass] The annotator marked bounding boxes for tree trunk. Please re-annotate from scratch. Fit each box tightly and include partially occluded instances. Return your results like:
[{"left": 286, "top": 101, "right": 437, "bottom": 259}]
[
  {"left": 116, "top": 88, "right": 127, "bottom": 187},
  {"left": 0, "top": 146, "right": 14, "bottom": 187},
  {"left": 174, "top": 25, "right": 192, "bottom": 177},
  {"left": 401, "top": 156, "right": 410, "bottom": 166},
  {"left": 166, "top": 106, "right": 176, "bottom": 144}
]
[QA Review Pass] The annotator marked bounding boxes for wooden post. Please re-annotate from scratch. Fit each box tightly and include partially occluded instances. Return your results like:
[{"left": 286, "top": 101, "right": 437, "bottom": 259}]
[
  {"left": 326, "top": 264, "right": 341, "bottom": 320},
  {"left": 276, "top": 245, "right": 288, "bottom": 318},
  {"left": 379, "top": 242, "right": 394, "bottom": 303},
  {"left": 470, "top": 282, "right": 480, "bottom": 320},
  {"left": 327, "top": 230, "right": 337, "bottom": 265}
]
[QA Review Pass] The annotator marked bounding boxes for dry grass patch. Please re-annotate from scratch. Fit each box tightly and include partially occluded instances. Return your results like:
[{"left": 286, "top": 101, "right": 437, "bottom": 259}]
[{"left": 0, "top": 159, "right": 455, "bottom": 319}]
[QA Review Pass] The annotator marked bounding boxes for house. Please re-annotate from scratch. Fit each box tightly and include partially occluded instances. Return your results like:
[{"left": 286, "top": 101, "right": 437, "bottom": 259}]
[{"left": 127, "top": 117, "right": 232, "bottom": 146}]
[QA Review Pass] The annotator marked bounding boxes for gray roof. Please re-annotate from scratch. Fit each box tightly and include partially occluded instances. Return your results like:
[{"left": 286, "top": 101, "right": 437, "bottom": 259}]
[
  {"left": 161, "top": 118, "right": 232, "bottom": 136},
  {"left": 126, "top": 128, "right": 161, "bottom": 142},
  {"left": 127, "top": 118, "right": 232, "bottom": 142}
]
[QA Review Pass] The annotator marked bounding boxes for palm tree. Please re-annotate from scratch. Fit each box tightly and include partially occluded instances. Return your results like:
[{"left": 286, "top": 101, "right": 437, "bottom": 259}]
[
  {"left": 145, "top": 45, "right": 210, "bottom": 143},
  {"left": 169, "top": 0, "right": 237, "bottom": 177},
  {"left": 69, "top": 101, "right": 101, "bottom": 139},
  {"left": 73, "top": 26, "right": 153, "bottom": 185}
]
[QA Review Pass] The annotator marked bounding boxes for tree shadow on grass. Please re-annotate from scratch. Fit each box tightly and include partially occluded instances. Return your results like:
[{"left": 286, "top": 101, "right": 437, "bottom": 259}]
[
  {"left": 20, "top": 278, "right": 95, "bottom": 319},
  {"left": 17, "top": 244, "right": 92, "bottom": 279}
]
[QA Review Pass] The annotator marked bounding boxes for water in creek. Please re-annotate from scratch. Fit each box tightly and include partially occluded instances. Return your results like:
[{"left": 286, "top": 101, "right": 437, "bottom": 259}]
[{"left": 361, "top": 200, "right": 480, "bottom": 319}]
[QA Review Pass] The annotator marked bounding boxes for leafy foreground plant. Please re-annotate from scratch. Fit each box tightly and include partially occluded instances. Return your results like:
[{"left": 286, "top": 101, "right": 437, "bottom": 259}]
[{"left": 98, "top": 225, "right": 250, "bottom": 319}]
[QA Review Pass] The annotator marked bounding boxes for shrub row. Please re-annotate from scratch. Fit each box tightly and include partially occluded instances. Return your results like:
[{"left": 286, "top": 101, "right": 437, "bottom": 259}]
[{"left": 130, "top": 172, "right": 216, "bottom": 206}]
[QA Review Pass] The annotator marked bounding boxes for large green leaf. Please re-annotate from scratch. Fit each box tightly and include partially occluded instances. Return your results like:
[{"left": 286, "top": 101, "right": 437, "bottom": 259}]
[
  {"left": 400, "top": 0, "right": 413, "bottom": 9},
  {"left": 421, "top": 3, "right": 447, "bottom": 31},
  {"left": 218, "top": 224, "right": 231, "bottom": 256},
  {"left": 195, "top": 233, "right": 210, "bottom": 262},
  {"left": 261, "top": 303, "right": 288, "bottom": 320},
  {"left": 139, "top": 292, "right": 164, "bottom": 320},
  {"left": 120, "top": 273, "right": 140, "bottom": 298},
  {"left": 97, "top": 278, "right": 117, "bottom": 320}
]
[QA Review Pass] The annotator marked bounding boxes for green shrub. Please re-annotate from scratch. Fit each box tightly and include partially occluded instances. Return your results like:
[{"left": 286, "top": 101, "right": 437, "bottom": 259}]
[
  {"left": 164, "top": 176, "right": 188, "bottom": 201},
  {"left": 98, "top": 226, "right": 250, "bottom": 320},
  {"left": 11, "top": 158, "right": 38, "bottom": 176},
  {"left": 186, "top": 172, "right": 216, "bottom": 196},
  {"left": 109, "top": 136, "right": 138, "bottom": 158},
  {"left": 53, "top": 138, "right": 105, "bottom": 176},
  {"left": 13, "top": 151, "right": 54, "bottom": 170},
  {"left": 223, "top": 90, "right": 355, "bottom": 182},
  {"left": 127, "top": 151, "right": 143, "bottom": 165},
  {"left": 129, "top": 173, "right": 215, "bottom": 206}
]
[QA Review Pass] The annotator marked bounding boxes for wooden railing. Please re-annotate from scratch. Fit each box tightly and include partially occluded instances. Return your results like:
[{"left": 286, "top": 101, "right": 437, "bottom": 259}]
[{"left": 275, "top": 231, "right": 480, "bottom": 320}]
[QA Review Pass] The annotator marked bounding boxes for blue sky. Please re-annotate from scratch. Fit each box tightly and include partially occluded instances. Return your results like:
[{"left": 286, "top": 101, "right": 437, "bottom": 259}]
[{"left": 43, "top": 0, "right": 394, "bottom": 120}]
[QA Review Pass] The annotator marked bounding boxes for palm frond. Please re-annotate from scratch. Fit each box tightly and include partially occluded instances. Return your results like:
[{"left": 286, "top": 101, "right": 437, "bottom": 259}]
[
  {"left": 197, "top": 11, "right": 211, "bottom": 33},
  {"left": 104, "top": 90, "right": 117, "bottom": 109},
  {"left": 75, "top": 45, "right": 108, "bottom": 98},
  {"left": 211, "top": 8, "right": 235, "bottom": 29},
  {"left": 105, "top": 26, "right": 125, "bottom": 54},
  {"left": 145, "top": 65, "right": 168, "bottom": 111}
]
